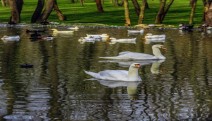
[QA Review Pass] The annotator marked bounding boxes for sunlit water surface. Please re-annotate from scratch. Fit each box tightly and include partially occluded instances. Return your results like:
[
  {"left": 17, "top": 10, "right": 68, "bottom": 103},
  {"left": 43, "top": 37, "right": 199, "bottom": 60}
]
[{"left": 0, "top": 24, "right": 211, "bottom": 121}]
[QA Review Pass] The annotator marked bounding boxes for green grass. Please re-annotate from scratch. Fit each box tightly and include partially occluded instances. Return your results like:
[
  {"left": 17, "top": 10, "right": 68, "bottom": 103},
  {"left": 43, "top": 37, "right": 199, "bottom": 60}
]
[{"left": 0, "top": 0, "right": 204, "bottom": 26}]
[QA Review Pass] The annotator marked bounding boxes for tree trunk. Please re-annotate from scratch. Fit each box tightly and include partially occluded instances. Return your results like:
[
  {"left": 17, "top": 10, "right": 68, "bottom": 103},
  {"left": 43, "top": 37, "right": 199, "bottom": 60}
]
[
  {"left": 39, "top": 0, "right": 54, "bottom": 22},
  {"left": 161, "top": 0, "right": 174, "bottom": 21},
  {"left": 124, "top": 0, "right": 131, "bottom": 26},
  {"left": 202, "top": 0, "right": 207, "bottom": 22},
  {"left": 1, "top": 0, "right": 8, "bottom": 6},
  {"left": 138, "top": 0, "right": 147, "bottom": 24},
  {"left": 205, "top": 1, "right": 212, "bottom": 26},
  {"left": 54, "top": 0, "right": 65, "bottom": 20},
  {"left": 155, "top": 0, "right": 174, "bottom": 24},
  {"left": 155, "top": 0, "right": 166, "bottom": 24},
  {"left": 96, "top": 0, "right": 104, "bottom": 12},
  {"left": 131, "top": 0, "right": 140, "bottom": 16},
  {"left": 189, "top": 0, "right": 197, "bottom": 24},
  {"left": 31, "top": 0, "right": 45, "bottom": 23},
  {"left": 8, "top": 0, "right": 21, "bottom": 24}
]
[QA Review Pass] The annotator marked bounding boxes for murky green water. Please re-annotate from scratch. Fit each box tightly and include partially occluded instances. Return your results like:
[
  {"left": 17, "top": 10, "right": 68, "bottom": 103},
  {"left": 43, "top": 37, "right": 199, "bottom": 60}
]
[{"left": 0, "top": 24, "right": 211, "bottom": 120}]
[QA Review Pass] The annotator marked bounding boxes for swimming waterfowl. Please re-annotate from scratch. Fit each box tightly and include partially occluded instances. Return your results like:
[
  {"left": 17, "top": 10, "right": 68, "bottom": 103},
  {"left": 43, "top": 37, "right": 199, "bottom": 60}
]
[
  {"left": 99, "top": 44, "right": 166, "bottom": 60},
  {"left": 1, "top": 35, "right": 20, "bottom": 41},
  {"left": 145, "top": 33, "right": 166, "bottom": 40},
  {"left": 51, "top": 29, "right": 74, "bottom": 35},
  {"left": 127, "top": 29, "right": 144, "bottom": 34},
  {"left": 26, "top": 29, "right": 45, "bottom": 33},
  {"left": 67, "top": 26, "right": 79, "bottom": 30},
  {"left": 86, "top": 34, "right": 110, "bottom": 41},
  {"left": 179, "top": 23, "right": 193, "bottom": 31},
  {"left": 84, "top": 63, "right": 142, "bottom": 81},
  {"left": 78, "top": 37, "right": 96, "bottom": 44},
  {"left": 109, "top": 37, "right": 136, "bottom": 44}
]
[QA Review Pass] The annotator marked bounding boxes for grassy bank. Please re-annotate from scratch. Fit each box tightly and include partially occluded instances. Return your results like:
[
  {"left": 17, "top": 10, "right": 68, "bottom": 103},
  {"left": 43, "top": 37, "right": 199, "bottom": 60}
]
[{"left": 0, "top": 0, "right": 204, "bottom": 26}]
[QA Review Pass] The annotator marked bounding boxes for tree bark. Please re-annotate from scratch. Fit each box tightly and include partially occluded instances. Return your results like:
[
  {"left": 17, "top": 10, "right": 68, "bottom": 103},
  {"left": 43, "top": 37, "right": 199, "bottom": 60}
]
[
  {"left": 54, "top": 0, "right": 65, "bottom": 20},
  {"left": 131, "top": 0, "right": 140, "bottom": 16},
  {"left": 155, "top": 0, "right": 166, "bottom": 24},
  {"left": 155, "top": 0, "right": 174, "bottom": 24},
  {"left": 124, "top": 0, "right": 131, "bottom": 26},
  {"left": 138, "top": 0, "right": 147, "bottom": 24},
  {"left": 204, "top": 1, "right": 212, "bottom": 26},
  {"left": 189, "top": 0, "right": 197, "bottom": 24},
  {"left": 95, "top": 0, "right": 104, "bottom": 12},
  {"left": 1, "top": 0, "right": 8, "bottom": 6},
  {"left": 31, "top": 0, "right": 44, "bottom": 23},
  {"left": 39, "top": 0, "right": 54, "bottom": 22},
  {"left": 8, "top": 0, "right": 23, "bottom": 24}
]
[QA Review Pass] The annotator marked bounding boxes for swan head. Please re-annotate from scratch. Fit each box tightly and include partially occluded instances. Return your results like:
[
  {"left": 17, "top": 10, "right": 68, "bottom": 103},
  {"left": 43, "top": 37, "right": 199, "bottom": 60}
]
[
  {"left": 152, "top": 44, "right": 166, "bottom": 59},
  {"left": 130, "top": 63, "right": 141, "bottom": 68},
  {"left": 128, "top": 63, "right": 141, "bottom": 81}
]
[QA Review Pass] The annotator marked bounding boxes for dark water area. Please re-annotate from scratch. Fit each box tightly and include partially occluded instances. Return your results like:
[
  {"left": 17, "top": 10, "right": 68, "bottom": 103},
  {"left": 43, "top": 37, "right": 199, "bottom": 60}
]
[{"left": 0, "top": 24, "right": 211, "bottom": 121}]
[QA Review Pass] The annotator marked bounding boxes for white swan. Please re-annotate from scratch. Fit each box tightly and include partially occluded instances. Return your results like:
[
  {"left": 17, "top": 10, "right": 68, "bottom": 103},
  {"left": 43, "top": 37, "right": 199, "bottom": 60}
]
[
  {"left": 100, "top": 44, "right": 166, "bottom": 60},
  {"left": 127, "top": 29, "right": 144, "bottom": 35},
  {"left": 1, "top": 35, "right": 20, "bottom": 41},
  {"left": 109, "top": 37, "right": 136, "bottom": 44},
  {"left": 84, "top": 63, "right": 142, "bottom": 81},
  {"left": 51, "top": 29, "right": 74, "bottom": 35}
]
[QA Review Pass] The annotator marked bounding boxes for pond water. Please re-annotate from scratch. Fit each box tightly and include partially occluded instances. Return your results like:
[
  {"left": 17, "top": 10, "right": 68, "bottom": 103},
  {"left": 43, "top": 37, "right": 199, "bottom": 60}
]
[{"left": 0, "top": 24, "right": 211, "bottom": 121}]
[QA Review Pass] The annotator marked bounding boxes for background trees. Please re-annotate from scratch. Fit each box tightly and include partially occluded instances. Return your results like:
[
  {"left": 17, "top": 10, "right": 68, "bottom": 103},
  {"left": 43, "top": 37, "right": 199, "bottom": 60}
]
[{"left": 0, "top": 0, "right": 212, "bottom": 26}]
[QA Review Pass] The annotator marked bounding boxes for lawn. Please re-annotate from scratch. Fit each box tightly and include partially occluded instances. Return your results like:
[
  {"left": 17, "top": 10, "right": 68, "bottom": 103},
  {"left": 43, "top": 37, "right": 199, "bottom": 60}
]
[{"left": 0, "top": 0, "right": 204, "bottom": 26}]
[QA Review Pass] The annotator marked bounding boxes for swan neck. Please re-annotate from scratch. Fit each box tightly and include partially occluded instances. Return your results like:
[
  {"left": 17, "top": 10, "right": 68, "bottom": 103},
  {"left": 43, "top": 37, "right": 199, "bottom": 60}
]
[
  {"left": 152, "top": 47, "right": 165, "bottom": 59},
  {"left": 128, "top": 66, "right": 139, "bottom": 81}
]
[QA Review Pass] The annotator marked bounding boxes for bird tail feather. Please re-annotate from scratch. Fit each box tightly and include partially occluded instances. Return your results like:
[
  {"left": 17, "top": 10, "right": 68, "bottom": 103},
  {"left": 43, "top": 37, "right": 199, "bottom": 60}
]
[{"left": 84, "top": 70, "right": 99, "bottom": 78}]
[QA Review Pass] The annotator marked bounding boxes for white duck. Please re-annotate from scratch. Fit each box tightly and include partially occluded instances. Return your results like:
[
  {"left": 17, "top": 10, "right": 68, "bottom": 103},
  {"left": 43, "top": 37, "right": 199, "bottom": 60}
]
[
  {"left": 1, "top": 35, "right": 20, "bottom": 41},
  {"left": 51, "top": 29, "right": 74, "bottom": 35},
  {"left": 99, "top": 44, "right": 166, "bottom": 60},
  {"left": 145, "top": 33, "right": 166, "bottom": 40},
  {"left": 127, "top": 29, "right": 144, "bottom": 35},
  {"left": 67, "top": 26, "right": 79, "bottom": 31},
  {"left": 109, "top": 37, "right": 136, "bottom": 44},
  {"left": 86, "top": 34, "right": 110, "bottom": 41},
  {"left": 78, "top": 37, "right": 95, "bottom": 44},
  {"left": 84, "top": 63, "right": 142, "bottom": 81}
]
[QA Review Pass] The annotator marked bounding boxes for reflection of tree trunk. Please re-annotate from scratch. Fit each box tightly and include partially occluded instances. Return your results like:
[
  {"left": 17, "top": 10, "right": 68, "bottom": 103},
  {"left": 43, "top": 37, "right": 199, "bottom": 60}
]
[
  {"left": 8, "top": 0, "right": 23, "bottom": 24},
  {"left": 131, "top": 0, "right": 140, "bottom": 16},
  {"left": 124, "top": 0, "right": 131, "bottom": 26},
  {"left": 31, "top": 0, "right": 44, "bottom": 23},
  {"left": 189, "top": 0, "right": 197, "bottom": 24},
  {"left": 138, "top": 0, "right": 147, "bottom": 24},
  {"left": 96, "top": 0, "right": 104, "bottom": 12}
]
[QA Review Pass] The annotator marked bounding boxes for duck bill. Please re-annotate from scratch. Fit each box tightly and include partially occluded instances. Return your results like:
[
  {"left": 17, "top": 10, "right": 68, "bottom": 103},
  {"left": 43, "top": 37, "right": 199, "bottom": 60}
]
[
  {"left": 161, "top": 46, "right": 167, "bottom": 52},
  {"left": 135, "top": 64, "right": 141, "bottom": 68}
]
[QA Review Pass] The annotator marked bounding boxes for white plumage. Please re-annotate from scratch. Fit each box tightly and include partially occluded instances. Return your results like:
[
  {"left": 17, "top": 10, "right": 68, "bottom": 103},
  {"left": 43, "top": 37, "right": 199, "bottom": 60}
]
[
  {"left": 100, "top": 44, "right": 166, "bottom": 60},
  {"left": 84, "top": 63, "right": 142, "bottom": 81},
  {"left": 1, "top": 35, "right": 20, "bottom": 41}
]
